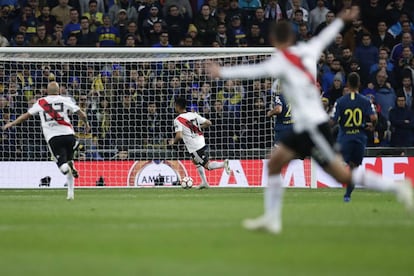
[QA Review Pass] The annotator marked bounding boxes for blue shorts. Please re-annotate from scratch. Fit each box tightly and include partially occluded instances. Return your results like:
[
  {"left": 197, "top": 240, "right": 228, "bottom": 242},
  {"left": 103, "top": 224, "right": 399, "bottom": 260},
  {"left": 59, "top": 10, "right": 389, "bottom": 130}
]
[{"left": 339, "top": 139, "right": 366, "bottom": 166}]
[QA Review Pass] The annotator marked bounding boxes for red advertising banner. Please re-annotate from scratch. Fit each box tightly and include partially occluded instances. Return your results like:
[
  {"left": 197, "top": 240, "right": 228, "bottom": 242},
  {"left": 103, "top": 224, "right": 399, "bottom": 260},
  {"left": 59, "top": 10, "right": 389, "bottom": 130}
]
[{"left": 0, "top": 157, "right": 413, "bottom": 188}]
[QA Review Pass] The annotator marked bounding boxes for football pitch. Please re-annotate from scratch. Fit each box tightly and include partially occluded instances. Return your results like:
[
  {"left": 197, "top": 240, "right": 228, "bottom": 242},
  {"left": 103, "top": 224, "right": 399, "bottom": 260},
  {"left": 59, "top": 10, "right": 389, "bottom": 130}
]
[{"left": 0, "top": 188, "right": 413, "bottom": 276}]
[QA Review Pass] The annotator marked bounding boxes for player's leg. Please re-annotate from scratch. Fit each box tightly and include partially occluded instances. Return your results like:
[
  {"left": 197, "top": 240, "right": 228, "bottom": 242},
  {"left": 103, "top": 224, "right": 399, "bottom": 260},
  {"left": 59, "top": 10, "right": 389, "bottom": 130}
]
[
  {"left": 49, "top": 136, "right": 74, "bottom": 200},
  {"left": 243, "top": 130, "right": 299, "bottom": 234},
  {"left": 312, "top": 125, "right": 413, "bottom": 210},
  {"left": 340, "top": 140, "right": 361, "bottom": 202},
  {"left": 191, "top": 149, "right": 210, "bottom": 189}
]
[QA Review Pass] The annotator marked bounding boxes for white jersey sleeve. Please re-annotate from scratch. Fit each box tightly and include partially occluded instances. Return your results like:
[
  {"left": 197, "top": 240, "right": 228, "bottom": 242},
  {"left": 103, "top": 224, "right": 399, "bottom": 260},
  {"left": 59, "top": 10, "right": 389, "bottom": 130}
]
[{"left": 220, "top": 55, "right": 283, "bottom": 80}]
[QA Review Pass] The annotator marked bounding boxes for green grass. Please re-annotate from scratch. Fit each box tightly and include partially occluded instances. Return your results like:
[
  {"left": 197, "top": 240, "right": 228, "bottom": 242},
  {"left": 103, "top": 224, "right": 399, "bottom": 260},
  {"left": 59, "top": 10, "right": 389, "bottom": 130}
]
[{"left": 0, "top": 188, "right": 413, "bottom": 276}]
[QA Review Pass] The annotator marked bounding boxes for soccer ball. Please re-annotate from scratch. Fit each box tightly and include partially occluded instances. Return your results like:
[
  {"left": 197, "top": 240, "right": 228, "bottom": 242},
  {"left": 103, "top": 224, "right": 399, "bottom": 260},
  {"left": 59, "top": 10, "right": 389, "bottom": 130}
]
[{"left": 181, "top": 176, "right": 193, "bottom": 189}]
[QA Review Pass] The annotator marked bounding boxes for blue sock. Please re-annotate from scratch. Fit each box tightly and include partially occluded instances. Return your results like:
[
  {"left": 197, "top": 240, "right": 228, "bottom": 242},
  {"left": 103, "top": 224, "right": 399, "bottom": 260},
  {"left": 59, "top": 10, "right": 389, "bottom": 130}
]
[{"left": 344, "top": 184, "right": 355, "bottom": 198}]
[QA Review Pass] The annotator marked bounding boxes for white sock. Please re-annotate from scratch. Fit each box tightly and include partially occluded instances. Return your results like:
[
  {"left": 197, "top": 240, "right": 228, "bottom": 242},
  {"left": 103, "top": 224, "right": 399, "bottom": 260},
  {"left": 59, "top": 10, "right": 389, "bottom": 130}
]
[
  {"left": 207, "top": 161, "right": 224, "bottom": 170},
  {"left": 67, "top": 173, "right": 74, "bottom": 199},
  {"left": 265, "top": 174, "right": 284, "bottom": 218},
  {"left": 352, "top": 168, "right": 397, "bottom": 193},
  {"left": 197, "top": 166, "right": 208, "bottom": 184}
]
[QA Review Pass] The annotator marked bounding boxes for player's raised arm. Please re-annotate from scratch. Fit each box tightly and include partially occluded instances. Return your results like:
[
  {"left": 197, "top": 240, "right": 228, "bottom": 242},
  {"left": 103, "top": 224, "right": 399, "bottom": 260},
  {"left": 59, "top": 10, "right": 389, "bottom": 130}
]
[
  {"left": 307, "top": 6, "right": 360, "bottom": 56},
  {"left": 76, "top": 109, "right": 91, "bottom": 134},
  {"left": 2, "top": 112, "right": 32, "bottom": 130}
]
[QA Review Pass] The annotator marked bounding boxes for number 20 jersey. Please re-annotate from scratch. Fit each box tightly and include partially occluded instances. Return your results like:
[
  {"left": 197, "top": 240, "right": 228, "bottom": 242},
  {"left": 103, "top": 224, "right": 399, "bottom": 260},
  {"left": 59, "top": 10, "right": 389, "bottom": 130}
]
[
  {"left": 173, "top": 112, "right": 207, "bottom": 153},
  {"left": 28, "top": 95, "right": 80, "bottom": 142}
]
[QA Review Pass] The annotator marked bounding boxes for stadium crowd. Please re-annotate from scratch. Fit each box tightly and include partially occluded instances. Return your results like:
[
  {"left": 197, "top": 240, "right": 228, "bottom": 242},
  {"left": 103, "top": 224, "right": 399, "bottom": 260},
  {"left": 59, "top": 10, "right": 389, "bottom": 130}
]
[{"left": 1, "top": 0, "right": 414, "bottom": 160}]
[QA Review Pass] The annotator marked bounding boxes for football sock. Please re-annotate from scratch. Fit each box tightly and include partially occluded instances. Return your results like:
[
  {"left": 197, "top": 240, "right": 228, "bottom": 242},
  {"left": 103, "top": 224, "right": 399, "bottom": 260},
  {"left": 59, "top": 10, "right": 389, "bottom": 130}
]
[
  {"left": 67, "top": 174, "right": 74, "bottom": 199},
  {"left": 265, "top": 174, "right": 284, "bottom": 218},
  {"left": 352, "top": 168, "right": 397, "bottom": 193},
  {"left": 207, "top": 161, "right": 224, "bottom": 170},
  {"left": 344, "top": 184, "right": 354, "bottom": 197},
  {"left": 197, "top": 166, "right": 208, "bottom": 184}
]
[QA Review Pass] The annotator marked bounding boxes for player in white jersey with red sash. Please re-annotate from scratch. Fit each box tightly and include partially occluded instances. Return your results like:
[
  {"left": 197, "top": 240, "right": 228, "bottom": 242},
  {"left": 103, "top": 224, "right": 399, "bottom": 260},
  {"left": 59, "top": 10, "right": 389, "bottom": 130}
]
[
  {"left": 208, "top": 6, "right": 413, "bottom": 234},
  {"left": 2, "top": 82, "right": 90, "bottom": 200},
  {"left": 170, "top": 97, "right": 230, "bottom": 189}
]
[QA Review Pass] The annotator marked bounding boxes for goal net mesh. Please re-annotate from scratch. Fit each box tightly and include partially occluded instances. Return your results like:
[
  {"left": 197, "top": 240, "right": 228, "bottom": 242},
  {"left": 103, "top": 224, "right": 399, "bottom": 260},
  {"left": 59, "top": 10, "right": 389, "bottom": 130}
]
[{"left": 0, "top": 48, "right": 313, "bottom": 188}]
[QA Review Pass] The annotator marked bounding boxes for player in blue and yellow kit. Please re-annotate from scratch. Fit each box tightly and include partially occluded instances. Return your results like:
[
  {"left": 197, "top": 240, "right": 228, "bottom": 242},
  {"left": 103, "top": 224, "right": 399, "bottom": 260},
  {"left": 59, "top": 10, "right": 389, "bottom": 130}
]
[
  {"left": 267, "top": 80, "right": 293, "bottom": 145},
  {"left": 331, "top": 72, "right": 378, "bottom": 202}
]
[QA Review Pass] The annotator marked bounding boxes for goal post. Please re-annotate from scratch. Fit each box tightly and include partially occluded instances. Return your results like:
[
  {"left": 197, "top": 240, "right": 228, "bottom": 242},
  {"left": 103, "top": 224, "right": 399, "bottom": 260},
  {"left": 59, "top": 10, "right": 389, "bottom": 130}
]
[{"left": 0, "top": 47, "right": 315, "bottom": 188}]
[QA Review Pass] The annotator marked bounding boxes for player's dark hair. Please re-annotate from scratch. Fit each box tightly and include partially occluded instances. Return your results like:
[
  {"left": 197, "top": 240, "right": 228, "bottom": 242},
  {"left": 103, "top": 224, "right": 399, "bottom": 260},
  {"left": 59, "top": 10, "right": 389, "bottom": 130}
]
[
  {"left": 347, "top": 72, "right": 360, "bottom": 89},
  {"left": 269, "top": 20, "right": 293, "bottom": 44},
  {"left": 175, "top": 97, "right": 186, "bottom": 109}
]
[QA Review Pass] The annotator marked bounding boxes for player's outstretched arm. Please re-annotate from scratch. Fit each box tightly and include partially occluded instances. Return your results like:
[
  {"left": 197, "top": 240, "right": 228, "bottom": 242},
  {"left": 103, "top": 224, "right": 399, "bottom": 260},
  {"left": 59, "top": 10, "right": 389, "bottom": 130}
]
[
  {"left": 200, "top": 119, "right": 212, "bottom": 129},
  {"left": 169, "top": 131, "right": 183, "bottom": 145},
  {"left": 2, "top": 112, "right": 32, "bottom": 130},
  {"left": 337, "top": 5, "right": 360, "bottom": 22},
  {"left": 308, "top": 6, "right": 360, "bottom": 56}
]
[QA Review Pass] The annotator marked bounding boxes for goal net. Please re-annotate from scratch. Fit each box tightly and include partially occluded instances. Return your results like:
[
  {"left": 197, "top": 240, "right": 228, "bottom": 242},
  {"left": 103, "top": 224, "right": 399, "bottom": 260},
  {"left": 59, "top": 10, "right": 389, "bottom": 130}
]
[{"left": 0, "top": 47, "right": 314, "bottom": 188}]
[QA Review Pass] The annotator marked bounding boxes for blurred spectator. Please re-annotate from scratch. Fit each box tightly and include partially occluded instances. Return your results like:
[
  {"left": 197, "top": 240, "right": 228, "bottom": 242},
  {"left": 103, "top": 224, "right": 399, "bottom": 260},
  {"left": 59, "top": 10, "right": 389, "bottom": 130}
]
[
  {"left": 354, "top": 33, "right": 379, "bottom": 84},
  {"left": 108, "top": 0, "right": 138, "bottom": 25},
  {"left": 163, "top": 0, "right": 193, "bottom": 19},
  {"left": 165, "top": 4, "right": 189, "bottom": 46},
  {"left": 239, "top": 0, "right": 262, "bottom": 10},
  {"left": 363, "top": 69, "right": 396, "bottom": 120},
  {"left": 194, "top": 4, "right": 217, "bottom": 46},
  {"left": 214, "top": 22, "right": 228, "bottom": 46},
  {"left": 326, "top": 73, "right": 345, "bottom": 108},
  {"left": 79, "top": 0, "right": 105, "bottom": 16},
  {"left": 217, "top": 79, "right": 243, "bottom": 117},
  {"left": 76, "top": 16, "right": 99, "bottom": 46},
  {"left": 309, "top": 0, "right": 330, "bottom": 34},
  {"left": 263, "top": 0, "right": 283, "bottom": 22},
  {"left": 29, "top": 23, "right": 54, "bottom": 47},
  {"left": 246, "top": 23, "right": 266, "bottom": 46},
  {"left": 249, "top": 7, "right": 269, "bottom": 41},
  {"left": 290, "top": 9, "right": 307, "bottom": 37},
  {"left": 388, "top": 13, "right": 414, "bottom": 40},
  {"left": 37, "top": 5, "right": 57, "bottom": 35},
  {"left": 82, "top": 0, "right": 103, "bottom": 32},
  {"left": 360, "top": 0, "right": 386, "bottom": 35},
  {"left": 143, "top": 20, "right": 163, "bottom": 46},
  {"left": 389, "top": 95, "right": 414, "bottom": 147},
  {"left": 390, "top": 32, "right": 414, "bottom": 64},
  {"left": 340, "top": 47, "right": 354, "bottom": 75},
  {"left": 115, "top": 9, "right": 129, "bottom": 38},
  {"left": 0, "top": 107, "right": 18, "bottom": 160},
  {"left": 397, "top": 76, "right": 413, "bottom": 110},
  {"left": 112, "top": 93, "right": 139, "bottom": 148},
  {"left": 327, "top": 33, "right": 344, "bottom": 58},
  {"left": 241, "top": 96, "right": 272, "bottom": 149},
  {"left": 343, "top": 18, "right": 370, "bottom": 53},
  {"left": 51, "top": 0, "right": 73, "bottom": 26},
  {"left": 121, "top": 20, "right": 142, "bottom": 45},
  {"left": 95, "top": 97, "right": 112, "bottom": 148},
  {"left": 12, "top": 5, "right": 37, "bottom": 38},
  {"left": 286, "top": 0, "right": 308, "bottom": 22},
  {"left": 393, "top": 46, "right": 413, "bottom": 85},
  {"left": 227, "top": 14, "right": 246, "bottom": 46},
  {"left": 96, "top": 14, "right": 120, "bottom": 46},
  {"left": 63, "top": 8, "right": 81, "bottom": 41},
  {"left": 142, "top": 101, "right": 171, "bottom": 147},
  {"left": 142, "top": 4, "right": 166, "bottom": 37},
  {"left": 365, "top": 94, "right": 389, "bottom": 147},
  {"left": 208, "top": 99, "right": 239, "bottom": 150},
  {"left": 371, "top": 21, "right": 395, "bottom": 50},
  {"left": 51, "top": 21, "right": 65, "bottom": 46},
  {"left": 0, "top": 5, "right": 13, "bottom": 39},
  {"left": 321, "top": 58, "right": 344, "bottom": 93},
  {"left": 74, "top": 94, "right": 103, "bottom": 160},
  {"left": 186, "top": 23, "right": 202, "bottom": 46},
  {"left": 385, "top": 0, "right": 411, "bottom": 27},
  {"left": 65, "top": 33, "right": 78, "bottom": 46},
  {"left": 314, "top": 10, "right": 334, "bottom": 35},
  {"left": 369, "top": 57, "right": 396, "bottom": 88},
  {"left": 152, "top": 30, "right": 172, "bottom": 47}
]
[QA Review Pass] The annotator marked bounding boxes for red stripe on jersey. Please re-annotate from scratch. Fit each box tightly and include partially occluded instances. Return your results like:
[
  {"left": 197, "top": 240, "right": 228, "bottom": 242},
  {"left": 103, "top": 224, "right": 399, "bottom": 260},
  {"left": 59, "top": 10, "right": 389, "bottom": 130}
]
[
  {"left": 39, "top": 99, "right": 73, "bottom": 128},
  {"left": 281, "top": 49, "right": 316, "bottom": 85},
  {"left": 177, "top": 116, "right": 203, "bottom": 135}
]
